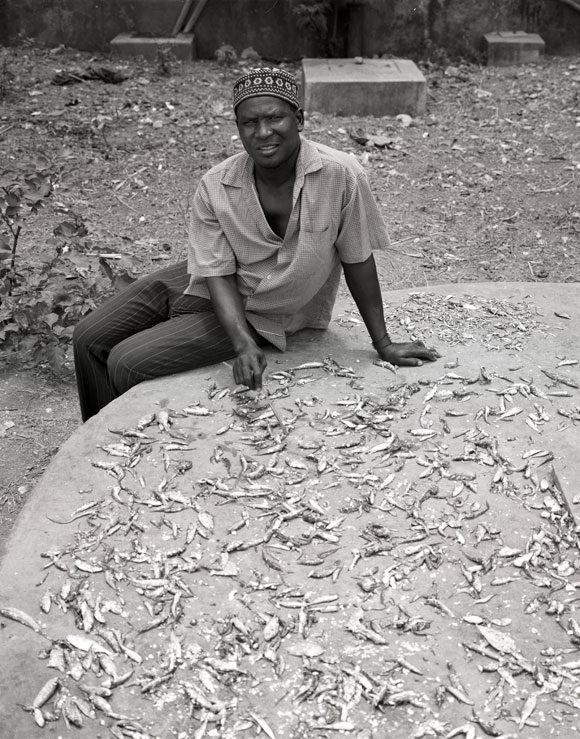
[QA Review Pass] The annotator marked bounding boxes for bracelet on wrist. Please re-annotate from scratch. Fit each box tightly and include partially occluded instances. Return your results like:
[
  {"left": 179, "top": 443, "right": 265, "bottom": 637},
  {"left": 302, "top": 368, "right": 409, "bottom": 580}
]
[{"left": 372, "top": 332, "right": 392, "bottom": 349}]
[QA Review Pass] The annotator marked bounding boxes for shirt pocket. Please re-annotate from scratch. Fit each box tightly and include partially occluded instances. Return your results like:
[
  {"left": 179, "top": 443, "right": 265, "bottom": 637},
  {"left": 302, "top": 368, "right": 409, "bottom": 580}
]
[{"left": 304, "top": 211, "right": 331, "bottom": 233}]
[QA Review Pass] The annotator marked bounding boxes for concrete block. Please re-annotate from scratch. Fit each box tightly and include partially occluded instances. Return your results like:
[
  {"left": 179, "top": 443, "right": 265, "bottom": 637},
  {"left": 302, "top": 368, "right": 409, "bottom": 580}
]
[
  {"left": 110, "top": 33, "right": 195, "bottom": 61},
  {"left": 301, "top": 58, "right": 427, "bottom": 117},
  {"left": 484, "top": 31, "right": 545, "bottom": 66}
]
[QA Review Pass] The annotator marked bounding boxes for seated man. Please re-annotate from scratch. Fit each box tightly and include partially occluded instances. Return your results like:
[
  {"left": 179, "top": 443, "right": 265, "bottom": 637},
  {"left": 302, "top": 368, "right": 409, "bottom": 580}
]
[{"left": 73, "top": 67, "right": 439, "bottom": 421}]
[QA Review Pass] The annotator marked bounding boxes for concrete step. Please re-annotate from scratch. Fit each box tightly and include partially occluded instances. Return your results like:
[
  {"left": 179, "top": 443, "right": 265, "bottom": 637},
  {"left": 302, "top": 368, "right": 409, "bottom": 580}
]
[
  {"left": 110, "top": 32, "right": 195, "bottom": 61},
  {"left": 301, "top": 58, "right": 427, "bottom": 117},
  {"left": 484, "top": 31, "right": 545, "bottom": 66}
]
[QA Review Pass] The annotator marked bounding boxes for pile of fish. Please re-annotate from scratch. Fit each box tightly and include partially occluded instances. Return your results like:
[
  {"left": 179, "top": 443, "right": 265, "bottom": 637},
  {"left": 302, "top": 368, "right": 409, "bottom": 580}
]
[
  {"left": 1, "top": 294, "right": 579, "bottom": 739},
  {"left": 387, "top": 291, "right": 546, "bottom": 351}
]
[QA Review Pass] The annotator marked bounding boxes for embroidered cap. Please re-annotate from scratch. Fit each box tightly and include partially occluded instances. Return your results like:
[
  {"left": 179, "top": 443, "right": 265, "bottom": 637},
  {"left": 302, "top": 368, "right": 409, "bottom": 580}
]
[{"left": 233, "top": 67, "right": 300, "bottom": 111}]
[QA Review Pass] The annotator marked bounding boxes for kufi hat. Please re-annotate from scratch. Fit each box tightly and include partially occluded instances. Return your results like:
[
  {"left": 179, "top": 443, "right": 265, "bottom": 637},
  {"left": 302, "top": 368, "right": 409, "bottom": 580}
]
[{"left": 233, "top": 67, "right": 300, "bottom": 111}]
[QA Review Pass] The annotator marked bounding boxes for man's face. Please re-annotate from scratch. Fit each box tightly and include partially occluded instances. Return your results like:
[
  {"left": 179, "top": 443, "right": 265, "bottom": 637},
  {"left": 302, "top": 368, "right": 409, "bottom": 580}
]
[{"left": 235, "top": 96, "right": 304, "bottom": 170}]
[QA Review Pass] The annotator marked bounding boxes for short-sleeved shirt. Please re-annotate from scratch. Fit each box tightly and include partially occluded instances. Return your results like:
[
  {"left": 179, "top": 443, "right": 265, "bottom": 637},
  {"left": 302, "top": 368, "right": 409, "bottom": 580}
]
[{"left": 185, "top": 137, "right": 389, "bottom": 350}]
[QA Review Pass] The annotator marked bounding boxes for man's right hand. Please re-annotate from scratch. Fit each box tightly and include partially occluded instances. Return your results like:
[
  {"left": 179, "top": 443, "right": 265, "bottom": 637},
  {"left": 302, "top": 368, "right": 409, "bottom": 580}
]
[
  {"left": 205, "top": 274, "right": 268, "bottom": 389},
  {"left": 233, "top": 344, "right": 267, "bottom": 389}
]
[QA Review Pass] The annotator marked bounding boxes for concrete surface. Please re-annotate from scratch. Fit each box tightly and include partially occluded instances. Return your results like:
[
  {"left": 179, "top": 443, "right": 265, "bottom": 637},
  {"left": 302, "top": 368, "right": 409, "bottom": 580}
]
[
  {"left": 110, "top": 33, "right": 196, "bottom": 62},
  {"left": 484, "top": 31, "right": 546, "bottom": 66},
  {"left": 301, "top": 58, "right": 427, "bottom": 117},
  {"left": 1, "top": 282, "right": 580, "bottom": 739}
]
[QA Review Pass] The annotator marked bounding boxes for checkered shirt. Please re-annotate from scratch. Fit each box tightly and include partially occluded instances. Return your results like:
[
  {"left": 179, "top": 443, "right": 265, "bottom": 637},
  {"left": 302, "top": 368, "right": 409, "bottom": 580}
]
[{"left": 185, "top": 137, "right": 389, "bottom": 350}]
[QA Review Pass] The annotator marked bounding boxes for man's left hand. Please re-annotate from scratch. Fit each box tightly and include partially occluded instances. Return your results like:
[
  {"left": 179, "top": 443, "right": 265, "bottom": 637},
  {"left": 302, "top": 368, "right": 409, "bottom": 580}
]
[{"left": 377, "top": 340, "right": 441, "bottom": 367}]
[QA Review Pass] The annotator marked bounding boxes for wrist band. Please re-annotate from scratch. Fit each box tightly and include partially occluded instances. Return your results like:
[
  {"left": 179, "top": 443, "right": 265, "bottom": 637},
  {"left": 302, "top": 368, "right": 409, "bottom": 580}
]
[{"left": 372, "top": 332, "right": 391, "bottom": 349}]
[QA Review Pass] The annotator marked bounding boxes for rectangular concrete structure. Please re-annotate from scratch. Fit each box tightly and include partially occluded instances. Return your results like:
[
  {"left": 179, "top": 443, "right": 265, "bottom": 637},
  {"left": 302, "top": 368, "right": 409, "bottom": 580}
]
[
  {"left": 110, "top": 33, "right": 196, "bottom": 61},
  {"left": 302, "top": 58, "right": 427, "bottom": 118},
  {"left": 484, "top": 31, "right": 545, "bottom": 66}
]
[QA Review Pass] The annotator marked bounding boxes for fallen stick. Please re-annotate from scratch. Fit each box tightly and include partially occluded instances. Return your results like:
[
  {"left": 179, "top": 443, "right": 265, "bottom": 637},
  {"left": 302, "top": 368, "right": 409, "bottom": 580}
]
[{"left": 532, "top": 178, "right": 574, "bottom": 194}]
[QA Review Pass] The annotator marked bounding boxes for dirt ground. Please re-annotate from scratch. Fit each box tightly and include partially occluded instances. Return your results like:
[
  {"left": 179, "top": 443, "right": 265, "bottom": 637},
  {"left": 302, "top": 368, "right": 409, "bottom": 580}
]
[{"left": 0, "top": 45, "right": 579, "bottom": 553}]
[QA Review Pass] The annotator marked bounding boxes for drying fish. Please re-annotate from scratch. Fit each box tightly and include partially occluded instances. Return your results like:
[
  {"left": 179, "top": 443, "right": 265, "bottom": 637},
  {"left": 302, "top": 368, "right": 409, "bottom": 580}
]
[
  {"left": 285, "top": 640, "right": 325, "bottom": 658},
  {"left": 373, "top": 358, "right": 397, "bottom": 373},
  {"left": 198, "top": 510, "right": 215, "bottom": 533},
  {"left": 204, "top": 657, "right": 247, "bottom": 675},
  {"left": 0, "top": 606, "right": 45, "bottom": 634},
  {"left": 397, "top": 656, "right": 423, "bottom": 675},
  {"left": 134, "top": 412, "right": 155, "bottom": 430},
  {"left": 518, "top": 693, "right": 537, "bottom": 729},
  {"left": 445, "top": 725, "right": 476, "bottom": 739},
  {"left": 445, "top": 685, "right": 474, "bottom": 705},
  {"left": 9, "top": 290, "right": 580, "bottom": 739},
  {"left": 88, "top": 694, "right": 128, "bottom": 720},
  {"left": 261, "top": 546, "right": 284, "bottom": 571},
  {"left": 477, "top": 626, "right": 518, "bottom": 655},
  {"left": 263, "top": 614, "right": 281, "bottom": 641},
  {"left": 30, "top": 676, "right": 60, "bottom": 710},
  {"left": 183, "top": 404, "right": 214, "bottom": 416},
  {"left": 346, "top": 611, "right": 388, "bottom": 644},
  {"left": 66, "top": 633, "right": 114, "bottom": 655},
  {"left": 540, "top": 367, "right": 579, "bottom": 388},
  {"left": 47, "top": 499, "right": 101, "bottom": 524},
  {"left": 315, "top": 721, "right": 357, "bottom": 732},
  {"left": 74, "top": 558, "right": 103, "bottom": 573},
  {"left": 291, "top": 362, "right": 324, "bottom": 370},
  {"left": 497, "top": 406, "right": 522, "bottom": 420},
  {"left": 249, "top": 712, "right": 277, "bottom": 739},
  {"left": 409, "top": 428, "right": 438, "bottom": 438}
]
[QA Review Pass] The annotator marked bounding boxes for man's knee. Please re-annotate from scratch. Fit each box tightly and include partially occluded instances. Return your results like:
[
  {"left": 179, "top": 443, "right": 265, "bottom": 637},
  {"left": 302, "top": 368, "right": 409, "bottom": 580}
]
[
  {"left": 73, "top": 310, "right": 99, "bottom": 351},
  {"left": 107, "top": 342, "right": 142, "bottom": 395}
]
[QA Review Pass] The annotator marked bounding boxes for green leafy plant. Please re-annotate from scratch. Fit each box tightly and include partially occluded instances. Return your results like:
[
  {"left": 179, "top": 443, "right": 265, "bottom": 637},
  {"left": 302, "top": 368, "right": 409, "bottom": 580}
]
[
  {"left": 0, "top": 156, "right": 53, "bottom": 283},
  {"left": 0, "top": 158, "right": 115, "bottom": 373},
  {"left": 155, "top": 46, "right": 176, "bottom": 77}
]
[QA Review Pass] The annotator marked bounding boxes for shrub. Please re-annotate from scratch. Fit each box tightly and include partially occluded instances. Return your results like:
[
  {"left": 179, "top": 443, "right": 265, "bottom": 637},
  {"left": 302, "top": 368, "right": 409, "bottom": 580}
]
[{"left": 0, "top": 157, "right": 113, "bottom": 373}]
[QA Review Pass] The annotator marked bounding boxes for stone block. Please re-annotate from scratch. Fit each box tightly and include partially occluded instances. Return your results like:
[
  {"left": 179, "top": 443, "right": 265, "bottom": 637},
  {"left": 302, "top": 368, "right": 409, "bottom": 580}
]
[
  {"left": 301, "top": 58, "right": 426, "bottom": 117},
  {"left": 484, "top": 31, "right": 545, "bottom": 66},
  {"left": 110, "top": 33, "right": 195, "bottom": 61}
]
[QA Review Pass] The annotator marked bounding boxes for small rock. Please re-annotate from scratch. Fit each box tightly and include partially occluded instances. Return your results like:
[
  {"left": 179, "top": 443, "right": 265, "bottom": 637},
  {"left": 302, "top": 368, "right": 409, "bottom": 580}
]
[{"left": 396, "top": 113, "right": 413, "bottom": 128}]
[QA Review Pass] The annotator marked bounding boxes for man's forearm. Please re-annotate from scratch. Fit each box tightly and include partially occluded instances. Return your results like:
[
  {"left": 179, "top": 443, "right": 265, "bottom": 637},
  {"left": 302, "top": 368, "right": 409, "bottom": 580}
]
[
  {"left": 205, "top": 274, "right": 267, "bottom": 388},
  {"left": 343, "top": 254, "right": 441, "bottom": 367},
  {"left": 205, "top": 274, "right": 257, "bottom": 351},
  {"left": 341, "top": 255, "right": 391, "bottom": 346}
]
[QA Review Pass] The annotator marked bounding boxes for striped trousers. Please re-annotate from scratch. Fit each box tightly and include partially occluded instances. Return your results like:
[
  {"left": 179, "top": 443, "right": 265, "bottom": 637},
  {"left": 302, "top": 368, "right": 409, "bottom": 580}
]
[{"left": 72, "top": 261, "right": 267, "bottom": 421}]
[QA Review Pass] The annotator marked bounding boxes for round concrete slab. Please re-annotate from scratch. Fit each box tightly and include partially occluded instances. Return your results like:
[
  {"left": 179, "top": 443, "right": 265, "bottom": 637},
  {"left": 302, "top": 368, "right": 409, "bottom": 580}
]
[{"left": 1, "top": 282, "right": 579, "bottom": 739}]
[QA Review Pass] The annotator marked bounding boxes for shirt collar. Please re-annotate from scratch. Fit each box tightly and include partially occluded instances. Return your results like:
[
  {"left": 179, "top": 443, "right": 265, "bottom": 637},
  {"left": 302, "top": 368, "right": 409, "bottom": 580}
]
[{"left": 221, "top": 136, "right": 323, "bottom": 189}]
